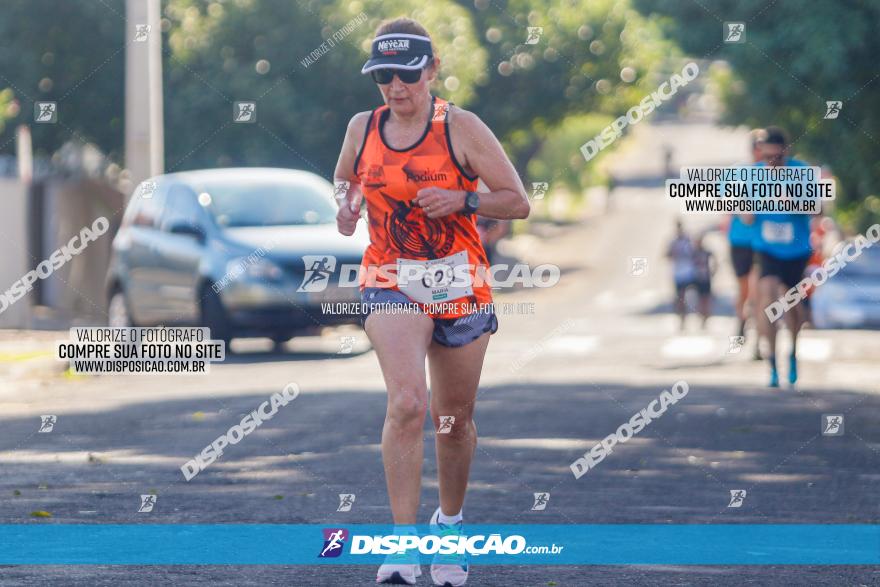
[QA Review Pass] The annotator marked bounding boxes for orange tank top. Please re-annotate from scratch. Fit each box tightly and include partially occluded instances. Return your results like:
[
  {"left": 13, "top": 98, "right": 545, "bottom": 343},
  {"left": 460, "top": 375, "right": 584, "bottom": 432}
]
[{"left": 353, "top": 95, "right": 493, "bottom": 319}]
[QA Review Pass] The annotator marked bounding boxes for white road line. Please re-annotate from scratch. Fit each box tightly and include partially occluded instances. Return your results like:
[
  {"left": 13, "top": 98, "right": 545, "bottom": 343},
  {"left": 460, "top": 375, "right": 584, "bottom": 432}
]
[
  {"left": 661, "top": 336, "right": 717, "bottom": 359},
  {"left": 796, "top": 337, "right": 832, "bottom": 362},
  {"left": 543, "top": 335, "right": 599, "bottom": 355}
]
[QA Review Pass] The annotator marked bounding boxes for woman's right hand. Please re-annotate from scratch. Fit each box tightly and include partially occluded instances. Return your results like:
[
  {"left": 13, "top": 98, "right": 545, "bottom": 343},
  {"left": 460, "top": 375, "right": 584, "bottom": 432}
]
[{"left": 337, "top": 186, "right": 363, "bottom": 236}]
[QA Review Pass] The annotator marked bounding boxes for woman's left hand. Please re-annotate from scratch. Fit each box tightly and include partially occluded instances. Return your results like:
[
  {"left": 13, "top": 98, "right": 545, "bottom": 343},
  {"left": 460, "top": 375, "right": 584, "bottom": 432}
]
[{"left": 414, "top": 187, "right": 466, "bottom": 218}]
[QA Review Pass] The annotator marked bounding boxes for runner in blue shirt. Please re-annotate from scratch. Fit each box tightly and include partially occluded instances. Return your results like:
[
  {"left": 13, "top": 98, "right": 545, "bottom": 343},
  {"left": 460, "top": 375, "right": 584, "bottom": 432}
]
[
  {"left": 728, "top": 128, "right": 766, "bottom": 358},
  {"left": 749, "top": 127, "right": 813, "bottom": 387}
]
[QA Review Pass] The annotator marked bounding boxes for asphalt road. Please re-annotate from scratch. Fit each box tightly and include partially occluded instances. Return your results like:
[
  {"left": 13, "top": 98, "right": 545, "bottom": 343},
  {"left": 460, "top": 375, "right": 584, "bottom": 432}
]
[{"left": 1, "top": 120, "right": 878, "bottom": 586}]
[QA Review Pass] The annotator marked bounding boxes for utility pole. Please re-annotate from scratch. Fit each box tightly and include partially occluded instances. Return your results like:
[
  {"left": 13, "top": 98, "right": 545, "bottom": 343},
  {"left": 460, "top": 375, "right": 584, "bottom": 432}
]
[{"left": 124, "top": 0, "right": 164, "bottom": 199}]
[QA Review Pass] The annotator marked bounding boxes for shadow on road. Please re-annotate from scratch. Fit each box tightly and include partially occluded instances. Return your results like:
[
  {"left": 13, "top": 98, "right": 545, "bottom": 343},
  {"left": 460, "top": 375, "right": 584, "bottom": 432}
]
[
  {"left": 2, "top": 381, "right": 876, "bottom": 526},
  {"left": 2, "top": 380, "right": 877, "bottom": 585}
]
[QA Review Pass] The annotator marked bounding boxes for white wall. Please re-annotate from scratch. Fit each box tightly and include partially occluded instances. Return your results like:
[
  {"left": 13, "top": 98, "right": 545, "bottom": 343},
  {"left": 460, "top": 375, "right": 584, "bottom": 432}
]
[{"left": 0, "top": 178, "right": 31, "bottom": 328}]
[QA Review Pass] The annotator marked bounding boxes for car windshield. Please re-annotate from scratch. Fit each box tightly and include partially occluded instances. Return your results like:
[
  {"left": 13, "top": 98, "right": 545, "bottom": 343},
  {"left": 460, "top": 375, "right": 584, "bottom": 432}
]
[
  {"left": 196, "top": 178, "right": 336, "bottom": 227},
  {"left": 842, "top": 246, "right": 880, "bottom": 278}
]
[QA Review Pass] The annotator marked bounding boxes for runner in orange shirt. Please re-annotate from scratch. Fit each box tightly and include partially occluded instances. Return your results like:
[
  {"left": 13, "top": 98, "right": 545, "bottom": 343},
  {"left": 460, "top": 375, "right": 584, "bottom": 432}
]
[{"left": 333, "top": 17, "right": 530, "bottom": 586}]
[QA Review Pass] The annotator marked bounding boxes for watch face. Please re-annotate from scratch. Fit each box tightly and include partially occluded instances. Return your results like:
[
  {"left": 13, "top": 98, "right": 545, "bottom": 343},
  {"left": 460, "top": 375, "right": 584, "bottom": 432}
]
[{"left": 466, "top": 192, "right": 479, "bottom": 210}]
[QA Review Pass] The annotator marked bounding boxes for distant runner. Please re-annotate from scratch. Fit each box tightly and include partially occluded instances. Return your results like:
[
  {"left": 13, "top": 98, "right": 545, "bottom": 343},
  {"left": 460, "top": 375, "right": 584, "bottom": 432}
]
[
  {"left": 727, "top": 129, "right": 766, "bottom": 358},
  {"left": 748, "top": 127, "right": 812, "bottom": 388},
  {"left": 667, "top": 220, "right": 696, "bottom": 331},
  {"left": 691, "top": 233, "right": 715, "bottom": 329}
]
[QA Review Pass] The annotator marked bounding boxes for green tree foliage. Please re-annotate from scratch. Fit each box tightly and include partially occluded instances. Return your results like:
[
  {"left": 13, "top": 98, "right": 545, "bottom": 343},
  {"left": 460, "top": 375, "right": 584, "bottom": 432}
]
[
  {"left": 634, "top": 0, "right": 880, "bottom": 228},
  {"left": 0, "top": 88, "right": 14, "bottom": 136},
  {"left": 0, "top": 0, "right": 671, "bottom": 196},
  {"left": 526, "top": 113, "right": 615, "bottom": 195},
  {"left": 0, "top": 0, "right": 125, "bottom": 159},
  {"left": 447, "top": 0, "right": 674, "bottom": 180},
  {"left": 161, "top": 0, "right": 373, "bottom": 174}
]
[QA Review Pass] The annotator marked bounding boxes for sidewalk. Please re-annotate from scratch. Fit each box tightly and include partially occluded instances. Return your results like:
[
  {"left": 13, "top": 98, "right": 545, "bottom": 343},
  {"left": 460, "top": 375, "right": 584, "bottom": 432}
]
[{"left": 0, "top": 329, "right": 72, "bottom": 396}]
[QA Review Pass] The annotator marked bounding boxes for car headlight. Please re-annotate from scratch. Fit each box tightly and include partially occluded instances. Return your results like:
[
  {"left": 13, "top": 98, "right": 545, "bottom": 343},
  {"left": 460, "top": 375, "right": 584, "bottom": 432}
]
[{"left": 226, "top": 257, "right": 283, "bottom": 282}]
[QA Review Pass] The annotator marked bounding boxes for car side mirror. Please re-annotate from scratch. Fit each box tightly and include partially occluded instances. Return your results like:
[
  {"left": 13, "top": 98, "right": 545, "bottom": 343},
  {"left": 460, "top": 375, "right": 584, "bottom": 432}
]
[{"left": 168, "top": 222, "right": 206, "bottom": 243}]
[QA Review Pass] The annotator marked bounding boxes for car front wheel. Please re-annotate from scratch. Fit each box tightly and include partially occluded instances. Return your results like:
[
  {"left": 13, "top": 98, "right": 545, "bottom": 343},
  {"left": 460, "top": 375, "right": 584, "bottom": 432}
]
[{"left": 200, "top": 285, "right": 232, "bottom": 348}]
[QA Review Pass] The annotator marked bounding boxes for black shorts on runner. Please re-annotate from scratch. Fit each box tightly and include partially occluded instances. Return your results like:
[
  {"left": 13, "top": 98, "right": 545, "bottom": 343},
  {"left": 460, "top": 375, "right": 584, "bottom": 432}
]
[
  {"left": 730, "top": 245, "right": 755, "bottom": 278},
  {"left": 758, "top": 252, "right": 810, "bottom": 289},
  {"left": 360, "top": 287, "right": 498, "bottom": 348},
  {"left": 676, "top": 280, "right": 710, "bottom": 296}
]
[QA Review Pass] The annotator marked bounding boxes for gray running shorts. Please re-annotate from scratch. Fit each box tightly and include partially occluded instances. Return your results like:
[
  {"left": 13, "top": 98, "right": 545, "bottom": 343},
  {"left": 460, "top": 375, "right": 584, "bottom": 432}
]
[{"left": 360, "top": 287, "right": 498, "bottom": 348}]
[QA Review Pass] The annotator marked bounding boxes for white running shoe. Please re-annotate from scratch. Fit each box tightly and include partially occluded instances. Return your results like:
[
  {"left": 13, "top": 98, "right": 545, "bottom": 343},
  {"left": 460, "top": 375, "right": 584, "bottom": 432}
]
[
  {"left": 429, "top": 507, "right": 469, "bottom": 586},
  {"left": 377, "top": 556, "right": 422, "bottom": 584}
]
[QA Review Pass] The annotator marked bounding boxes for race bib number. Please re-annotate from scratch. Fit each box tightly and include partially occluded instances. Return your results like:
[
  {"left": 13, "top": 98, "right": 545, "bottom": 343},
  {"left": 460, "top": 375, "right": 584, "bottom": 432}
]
[
  {"left": 762, "top": 220, "right": 794, "bottom": 244},
  {"left": 397, "top": 250, "right": 473, "bottom": 304}
]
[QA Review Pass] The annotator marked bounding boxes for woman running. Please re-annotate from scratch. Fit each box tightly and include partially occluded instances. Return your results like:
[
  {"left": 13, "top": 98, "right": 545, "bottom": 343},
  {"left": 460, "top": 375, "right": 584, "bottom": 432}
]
[{"left": 333, "top": 17, "right": 530, "bottom": 586}]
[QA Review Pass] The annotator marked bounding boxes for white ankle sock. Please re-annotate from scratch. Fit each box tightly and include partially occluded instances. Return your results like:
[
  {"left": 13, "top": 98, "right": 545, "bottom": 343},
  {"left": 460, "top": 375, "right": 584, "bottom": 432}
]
[{"left": 438, "top": 508, "right": 462, "bottom": 525}]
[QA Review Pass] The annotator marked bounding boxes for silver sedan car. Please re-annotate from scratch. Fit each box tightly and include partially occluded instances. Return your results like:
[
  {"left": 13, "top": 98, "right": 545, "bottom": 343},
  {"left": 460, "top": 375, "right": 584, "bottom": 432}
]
[
  {"left": 105, "top": 168, "right": 369, "bottom": 345},
  {"left": 811, "top": 245, "right": 880, "bottom": 329}
]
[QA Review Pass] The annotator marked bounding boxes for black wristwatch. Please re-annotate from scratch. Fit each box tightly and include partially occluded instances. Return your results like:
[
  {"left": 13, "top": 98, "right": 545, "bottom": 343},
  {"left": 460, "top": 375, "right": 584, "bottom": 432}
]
[{"left": 463, "top": 191, "right": 480, "bottom": 214}]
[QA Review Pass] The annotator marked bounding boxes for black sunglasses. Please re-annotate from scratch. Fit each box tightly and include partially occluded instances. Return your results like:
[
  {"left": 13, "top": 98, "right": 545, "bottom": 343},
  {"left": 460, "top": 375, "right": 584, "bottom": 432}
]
[{"left": 370, "top": 64, "right": 429, "bottom": 85}]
